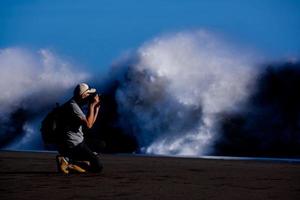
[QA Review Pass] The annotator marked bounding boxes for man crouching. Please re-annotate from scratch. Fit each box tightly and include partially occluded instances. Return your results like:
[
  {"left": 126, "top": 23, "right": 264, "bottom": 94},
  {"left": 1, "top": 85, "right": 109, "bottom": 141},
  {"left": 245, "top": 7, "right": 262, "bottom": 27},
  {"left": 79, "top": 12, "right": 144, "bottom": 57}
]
[{"left": 56, "top": 83, "right": 102, "bottom": 174}]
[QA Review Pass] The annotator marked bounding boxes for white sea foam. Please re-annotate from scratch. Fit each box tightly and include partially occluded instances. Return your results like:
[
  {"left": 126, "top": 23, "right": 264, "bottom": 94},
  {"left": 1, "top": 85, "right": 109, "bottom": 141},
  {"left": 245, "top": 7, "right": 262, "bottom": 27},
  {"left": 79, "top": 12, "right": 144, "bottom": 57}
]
[
  {"left": 116, "top": 30, "right": 259, "bottom": 156},
  {"left": 0, "top": 48, "right": 88, "bottom": 149}
]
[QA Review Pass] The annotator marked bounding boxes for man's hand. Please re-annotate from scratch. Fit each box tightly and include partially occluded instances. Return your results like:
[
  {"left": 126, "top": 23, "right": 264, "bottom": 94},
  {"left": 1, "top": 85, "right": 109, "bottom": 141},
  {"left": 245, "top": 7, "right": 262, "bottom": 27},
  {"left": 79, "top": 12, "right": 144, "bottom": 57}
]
[
  {"left": 91, "top": 94, "right": 100, "bottom": 106},
  {"left": 84, "top": 94, "right": 101, "bottom": 128},
  {"left": 95, "top": 94, "right": 101, "bottom": 107}
]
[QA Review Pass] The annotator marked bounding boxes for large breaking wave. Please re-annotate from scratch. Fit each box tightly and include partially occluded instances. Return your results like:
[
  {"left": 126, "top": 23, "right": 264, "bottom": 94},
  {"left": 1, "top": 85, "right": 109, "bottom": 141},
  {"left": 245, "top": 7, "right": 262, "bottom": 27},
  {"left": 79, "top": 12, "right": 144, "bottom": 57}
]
[
  {"left": 114, "top": 31, "right": 258, "bottom": 155},
  {"left": 0, "top": 48, "right": 88, "bottom": 149},
  {"left": 1, "top": 30, "right": 300, "bottom": 157}
]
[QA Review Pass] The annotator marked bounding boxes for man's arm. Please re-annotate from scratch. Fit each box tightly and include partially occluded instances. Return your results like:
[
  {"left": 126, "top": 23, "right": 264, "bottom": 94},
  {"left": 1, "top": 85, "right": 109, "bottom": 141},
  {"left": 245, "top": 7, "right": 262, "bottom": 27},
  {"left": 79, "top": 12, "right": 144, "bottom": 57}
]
[
  {"left": 80, "top": 95, "right": 100, "bottom": 128},
  {"left": 93, "top": 104, "right": 100, "bottom": 124}
]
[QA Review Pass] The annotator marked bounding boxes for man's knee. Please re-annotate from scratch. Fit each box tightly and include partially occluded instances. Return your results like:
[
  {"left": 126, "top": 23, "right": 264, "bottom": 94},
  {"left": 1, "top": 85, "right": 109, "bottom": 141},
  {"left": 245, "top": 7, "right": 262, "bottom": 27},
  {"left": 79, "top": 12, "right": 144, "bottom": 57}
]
[{"left": 90, "top": 154, "right": 103, "bottom": 172}]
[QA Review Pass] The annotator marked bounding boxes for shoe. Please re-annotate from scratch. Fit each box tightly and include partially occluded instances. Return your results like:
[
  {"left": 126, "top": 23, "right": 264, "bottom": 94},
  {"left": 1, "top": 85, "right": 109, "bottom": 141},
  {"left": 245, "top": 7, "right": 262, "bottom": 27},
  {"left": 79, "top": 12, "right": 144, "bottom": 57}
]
[
  {"left": 68, "top": 164, "right": 86, "bottom": 173},
  {"left": 56, "top": 155, "right": 69, "bottom": 174},
  {"left": 81, "top": 160, "right": 91, "bottom": 166},
  {"left": 74, "top": 160, "right": 91, "bottom": 169}
]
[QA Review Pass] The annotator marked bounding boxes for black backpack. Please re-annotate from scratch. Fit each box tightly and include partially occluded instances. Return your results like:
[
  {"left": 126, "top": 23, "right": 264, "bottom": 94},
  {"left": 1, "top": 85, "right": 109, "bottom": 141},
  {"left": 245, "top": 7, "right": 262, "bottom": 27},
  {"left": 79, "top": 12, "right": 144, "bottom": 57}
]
[{"left": 40, "top": 103, "right": 65, "bottom": 145}]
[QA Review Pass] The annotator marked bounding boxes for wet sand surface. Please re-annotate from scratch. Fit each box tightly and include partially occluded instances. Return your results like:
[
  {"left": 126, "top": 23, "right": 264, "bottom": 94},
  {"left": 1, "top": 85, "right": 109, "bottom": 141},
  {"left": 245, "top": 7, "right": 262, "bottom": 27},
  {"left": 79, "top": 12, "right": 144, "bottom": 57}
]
[{"left": 0, "top": 151, "right": 299, "bottom": 200}]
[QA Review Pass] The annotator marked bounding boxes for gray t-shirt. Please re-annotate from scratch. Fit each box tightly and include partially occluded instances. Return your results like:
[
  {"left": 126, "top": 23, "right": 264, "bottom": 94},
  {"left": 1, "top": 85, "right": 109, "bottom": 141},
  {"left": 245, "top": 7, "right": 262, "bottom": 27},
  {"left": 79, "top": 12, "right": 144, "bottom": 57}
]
[{"left": 62, "top": 99, "right": 86, "bottom": 148}]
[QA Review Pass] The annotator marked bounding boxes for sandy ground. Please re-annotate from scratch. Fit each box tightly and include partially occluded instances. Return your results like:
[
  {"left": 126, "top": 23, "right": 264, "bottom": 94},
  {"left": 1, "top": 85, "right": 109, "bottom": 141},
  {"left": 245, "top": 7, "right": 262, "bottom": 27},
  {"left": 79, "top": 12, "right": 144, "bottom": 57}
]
[{"left": 0, "top": 151, "right": 299, "bottom": 200}]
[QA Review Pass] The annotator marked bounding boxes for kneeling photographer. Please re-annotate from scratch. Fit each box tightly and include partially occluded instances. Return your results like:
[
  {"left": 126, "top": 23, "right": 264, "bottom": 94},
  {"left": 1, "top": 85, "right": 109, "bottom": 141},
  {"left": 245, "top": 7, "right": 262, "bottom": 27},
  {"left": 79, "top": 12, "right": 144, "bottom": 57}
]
[{"left": 56, "top": 83, "right": 103, "bottom": 174}]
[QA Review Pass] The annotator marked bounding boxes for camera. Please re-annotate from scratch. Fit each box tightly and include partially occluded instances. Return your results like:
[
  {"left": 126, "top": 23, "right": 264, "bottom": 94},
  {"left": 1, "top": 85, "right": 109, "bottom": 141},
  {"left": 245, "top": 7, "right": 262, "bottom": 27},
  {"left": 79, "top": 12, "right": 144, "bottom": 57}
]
[{"left": 88, "top": 92, "right": 101, "bottom": 102}]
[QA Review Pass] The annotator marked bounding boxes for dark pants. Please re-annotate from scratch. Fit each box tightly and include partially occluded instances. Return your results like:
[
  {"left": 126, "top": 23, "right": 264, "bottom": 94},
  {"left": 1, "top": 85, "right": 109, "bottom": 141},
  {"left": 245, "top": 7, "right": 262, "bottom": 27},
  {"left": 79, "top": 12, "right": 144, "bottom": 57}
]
[{"left": 59, "top": 141, "right": 103, "bottom": 172}]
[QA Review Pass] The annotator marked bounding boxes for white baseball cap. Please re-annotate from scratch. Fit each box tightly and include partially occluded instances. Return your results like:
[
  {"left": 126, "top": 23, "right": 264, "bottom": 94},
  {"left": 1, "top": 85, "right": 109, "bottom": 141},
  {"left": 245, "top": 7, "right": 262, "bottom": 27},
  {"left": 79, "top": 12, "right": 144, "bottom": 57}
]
[{"left": 74, "top": 83, "right": 96, "bottom": 97}]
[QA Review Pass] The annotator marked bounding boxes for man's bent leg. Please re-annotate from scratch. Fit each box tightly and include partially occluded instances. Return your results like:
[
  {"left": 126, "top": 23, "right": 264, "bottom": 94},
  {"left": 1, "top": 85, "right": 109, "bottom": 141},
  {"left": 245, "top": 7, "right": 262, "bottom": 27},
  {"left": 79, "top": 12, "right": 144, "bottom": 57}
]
[{"left": 70, "top": 142, "right": 103, "bottom": 172}]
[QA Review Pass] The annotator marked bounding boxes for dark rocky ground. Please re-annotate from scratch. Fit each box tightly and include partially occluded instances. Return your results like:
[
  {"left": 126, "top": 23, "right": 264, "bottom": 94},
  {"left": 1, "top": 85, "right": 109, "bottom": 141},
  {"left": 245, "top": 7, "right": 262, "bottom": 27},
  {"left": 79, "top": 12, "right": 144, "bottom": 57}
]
[{"left": 0, "top": 151, "right": 299, "bottom": 200}]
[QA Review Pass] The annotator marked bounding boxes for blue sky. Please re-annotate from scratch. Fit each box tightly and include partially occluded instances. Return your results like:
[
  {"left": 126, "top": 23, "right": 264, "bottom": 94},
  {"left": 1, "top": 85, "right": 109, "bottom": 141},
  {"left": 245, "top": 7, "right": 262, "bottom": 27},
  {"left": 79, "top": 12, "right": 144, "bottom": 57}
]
[{"left": 1, "top": 0, "right": 299, "bottom": 72}]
